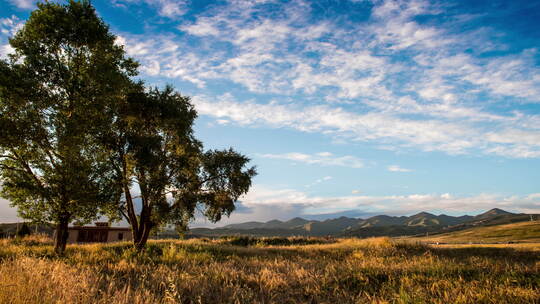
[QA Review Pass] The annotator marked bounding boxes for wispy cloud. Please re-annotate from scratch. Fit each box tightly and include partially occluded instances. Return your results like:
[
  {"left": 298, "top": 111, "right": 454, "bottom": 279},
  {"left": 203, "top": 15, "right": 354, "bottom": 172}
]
[
  {"left": 260, "top": 152, "right": 364, "bottom": 168},
  {"left": 387, "top": 165, "right": 412, "bottom": 172},
  {"left": 8, "top": 0, "right": 35, "bottom": 10},
  {"left": 305, "top": 176, "right": 333, "bottom": 188},
  {"left": 0, "top": 16, "right": 23, "bottom": 59},
  {"left": 0, "top": 15, "right": 23, "bottom": 36},
  {"left": 238, "top": 185, "right": 540, "bottom": 215},
  {"left": 112, "top": 0, "right": 187, "bottom": 18},
  {"left": 193, "top": 95, "right": 540, "bottom": 158},
  {"left": 109, "top": 0, "right": 540, "bottom": 159}
]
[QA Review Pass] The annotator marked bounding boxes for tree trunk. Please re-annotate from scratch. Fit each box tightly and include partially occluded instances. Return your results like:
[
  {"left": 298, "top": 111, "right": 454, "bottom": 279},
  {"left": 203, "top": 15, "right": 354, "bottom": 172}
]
[
  {"left": 133, "top": 205, "right": 154, "bottom": 251},
  {"left": 54, "top": 216, "right": 69, "bottom": 255},
  {"left": 134, "top": 220, "right": 152, "bottom": 251},
  {"left": 121, "top": 154, "right": 143, "bottom": 250},
  {"left": 132, "top": 176, "right": 153, "bottom": 252}
]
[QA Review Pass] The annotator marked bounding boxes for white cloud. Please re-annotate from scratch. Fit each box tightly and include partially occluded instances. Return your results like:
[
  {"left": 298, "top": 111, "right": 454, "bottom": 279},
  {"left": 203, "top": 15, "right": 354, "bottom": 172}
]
[
  {"left": 305, "top": 176, "right": 333, "bottom": 188},
  {"left": 180, "top": 17, "right": 220, "bottom": 36},
  {"left": 0, "top": 16, "right": 24, "bottom": 60},
  {"left": 153, "top": 0, "right": 186, "bottom": 18},
  {"left": 110, "top": 0, "right": 540, "bottom": 159},
  {"left": 8, "top": 0, "right": 35, "bottom": 9},
  {"left": 0, "top": 15, "right": 24, "bottom": 37},
  {"left": 317, "top": 152, "right": 333, "bottom": 157},
  {"left": 387, "top": 165, "right": 412, "bottom": 172},
  {"left": 113, "top": 0, "right": 540, "bottom": 108},
  {"left": 0, "top": 44, "right": 14, "bottom": 59},
  {"left": 371, "top": 0, "right": 452, "bottom": 51},
  {"left": 114, "top": 34, "right": 209, "bottom": 87},
  {"left": 113, "top": 0, "right": 186, "bottom": 18},
  {"left": 192, "top": 95, "right": 540, "bottom": 158},
  {"left": 238, "top": 185, "right": 540, "bottom": 216},
  {"left": 260, "top": 152, "right": 364, "bottom": 168}
]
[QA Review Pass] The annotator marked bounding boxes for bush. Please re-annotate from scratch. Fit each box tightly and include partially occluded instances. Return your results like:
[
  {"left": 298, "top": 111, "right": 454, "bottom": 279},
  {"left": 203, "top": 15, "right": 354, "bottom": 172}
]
[
  {"left": 222, "top": 236, "right": 334, "bottom": 247},
  {"left": 16, "top": 223, "right": 32, "bottom": 238}
]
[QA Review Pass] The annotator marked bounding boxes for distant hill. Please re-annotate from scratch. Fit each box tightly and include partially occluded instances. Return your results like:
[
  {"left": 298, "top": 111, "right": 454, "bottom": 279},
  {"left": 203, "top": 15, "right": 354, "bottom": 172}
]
[
  {"left": 408, "top": 220, "right": 540, "bottom": 243},
  {"left": 188, "top": 209, "right": 539, "bottom": 238},
  {"left": 223, "top": 217, "right": 309, "bottom": 230},
  {"left": 473, "top": 208, "right": 512, "bottom": 220},
  {"left": 224, "top": 221, "right": 268, "bottom": 230}
]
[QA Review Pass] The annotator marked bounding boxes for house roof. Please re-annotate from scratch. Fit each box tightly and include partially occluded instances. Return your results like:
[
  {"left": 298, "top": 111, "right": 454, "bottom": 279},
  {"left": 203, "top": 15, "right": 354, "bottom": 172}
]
[{"left": 68, "top": 226, "right": 131, "bottom": 231}]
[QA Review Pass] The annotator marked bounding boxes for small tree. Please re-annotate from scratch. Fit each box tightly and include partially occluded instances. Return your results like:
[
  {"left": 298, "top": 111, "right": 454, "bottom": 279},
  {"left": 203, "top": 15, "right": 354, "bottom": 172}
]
[
  {"left": 0, "top": 1, "right": 137, "bottom": 254},
  {"left": 107, "top": 86, "right": 257, "bottom": 250}
]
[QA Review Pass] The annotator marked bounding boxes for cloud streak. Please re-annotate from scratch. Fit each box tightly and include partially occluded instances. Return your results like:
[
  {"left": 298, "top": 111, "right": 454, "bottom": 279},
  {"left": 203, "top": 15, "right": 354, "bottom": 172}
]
[
  {"left": 112, "top": 0, "right": 187, "bottom": 18},
  {"left": 8, "top": 0, "right": 35, "bottom": 10},
  {"left": 193, "top": 95, "right": 540, "bottom": 158},
  {"left": 240, "top": 185, "right": 540, "bottom": 215},
  {"left": 260, "top": 152, "right": 364, "bottom": 168},
  {"left": 108, "top": 0, "right": 540, "bottom": 159},
  {"left": 387, "top": 165, "right": 412, "bottom": 172}
]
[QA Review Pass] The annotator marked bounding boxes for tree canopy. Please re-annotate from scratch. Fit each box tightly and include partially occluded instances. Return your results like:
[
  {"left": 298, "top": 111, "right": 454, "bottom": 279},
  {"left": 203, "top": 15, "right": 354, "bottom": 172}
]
[
  {"left": 107, "top": 85, "right": 256, "bottom": 250},
  {"left": 0, "top": 0, "right": 256, "bottom": 253},
  {"left": 0, "top": 0, "right": 137, "bottom": 254}
]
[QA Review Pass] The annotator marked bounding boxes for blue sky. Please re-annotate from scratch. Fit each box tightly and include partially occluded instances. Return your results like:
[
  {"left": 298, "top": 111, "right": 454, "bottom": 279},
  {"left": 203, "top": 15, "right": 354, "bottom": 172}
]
[{"left": 1, "top": 0, "right": 539, "bottom": 226}]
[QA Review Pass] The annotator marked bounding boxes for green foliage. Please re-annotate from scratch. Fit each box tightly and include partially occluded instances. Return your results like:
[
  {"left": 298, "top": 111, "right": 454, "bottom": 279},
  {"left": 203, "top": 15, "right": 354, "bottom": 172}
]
[
  {"left": 221, "top": 236, "right": 333, "bottom": 247},
  {"left": 0, "top": 1, "right": 136, "bottom": 253},
  {"left": 0, "top": 0, "right": 256, "bottom": 253},
  {"left": 108, "top": 85, "right": 257, "bottom": 249}
]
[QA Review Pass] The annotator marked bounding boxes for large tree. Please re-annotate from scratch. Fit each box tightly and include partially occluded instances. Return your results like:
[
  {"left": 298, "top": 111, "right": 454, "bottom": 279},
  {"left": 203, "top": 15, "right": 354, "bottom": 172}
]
[
  {"left": 0, "top": 1, "right": 137, "bottom": 254},
  {"left": 107, "top": 85, "right": 257, "bottom": 250}
]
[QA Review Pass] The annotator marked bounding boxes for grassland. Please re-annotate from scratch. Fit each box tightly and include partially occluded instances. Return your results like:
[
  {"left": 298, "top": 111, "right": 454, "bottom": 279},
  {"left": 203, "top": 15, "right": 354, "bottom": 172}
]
[
  {"left": 0, "top": 235, "right": 538, "bottom": 304},
  {"left": 409, "top": 221, "right": 540, "bottom": 244}
]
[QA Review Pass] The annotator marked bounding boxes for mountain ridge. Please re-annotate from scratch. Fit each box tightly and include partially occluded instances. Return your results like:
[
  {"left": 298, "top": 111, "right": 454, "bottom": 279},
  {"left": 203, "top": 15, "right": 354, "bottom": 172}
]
[{"left": 189, "top": 208, "right": 538, "bottom": 238}]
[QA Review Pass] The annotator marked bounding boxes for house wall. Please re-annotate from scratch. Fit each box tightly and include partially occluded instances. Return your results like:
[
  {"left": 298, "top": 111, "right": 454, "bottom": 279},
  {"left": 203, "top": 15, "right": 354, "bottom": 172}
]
[
  {"left": 107, "top": 230, "right": 132, "bottom": 242},
  {"left": 67, "top": 230, "right": 78, "bottom": 244},
  {"left": 66, "top": 228, "right": 132, "bottom": 243}
]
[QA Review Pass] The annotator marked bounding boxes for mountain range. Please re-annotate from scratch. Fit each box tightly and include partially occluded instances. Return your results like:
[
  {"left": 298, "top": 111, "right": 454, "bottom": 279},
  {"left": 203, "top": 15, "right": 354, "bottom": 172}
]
[{"left": 188, "top": 208, "right": 538, "bottom": 238}]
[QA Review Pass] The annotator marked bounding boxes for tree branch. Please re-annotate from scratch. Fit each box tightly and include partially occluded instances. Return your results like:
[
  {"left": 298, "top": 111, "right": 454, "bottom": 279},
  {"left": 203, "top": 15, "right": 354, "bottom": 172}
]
[
  {"left": 119, "top": 208, "right": 130, "bottom": 224},
  {"left": 199, "top": 173, "right": 229, "bottom": 187},
  {"left": 11, "top": 150, "right": 47, "bottom": 192},
  {"left": 0, "top": 164, "right": 27, "bottom": 173}
]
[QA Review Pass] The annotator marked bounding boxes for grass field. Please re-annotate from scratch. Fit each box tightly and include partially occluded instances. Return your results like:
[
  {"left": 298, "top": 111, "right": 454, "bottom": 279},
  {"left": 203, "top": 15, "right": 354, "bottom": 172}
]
[
  {"left": 408, "top": 221, "right": 540, "bottom": 244},
  {"left": 0, "top": 235, "right": 538, "bottom": 304}
]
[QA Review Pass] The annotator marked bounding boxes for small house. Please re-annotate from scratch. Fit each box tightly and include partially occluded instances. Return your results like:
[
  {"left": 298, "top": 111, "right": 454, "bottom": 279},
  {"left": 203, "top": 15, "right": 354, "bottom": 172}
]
[{"left": 67, "top": 222, "right": 132, "bottom": 243}]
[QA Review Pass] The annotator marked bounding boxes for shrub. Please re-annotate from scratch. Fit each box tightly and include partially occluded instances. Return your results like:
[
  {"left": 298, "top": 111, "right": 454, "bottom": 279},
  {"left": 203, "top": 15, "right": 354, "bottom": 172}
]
[{"left": 16, "top": 223, "right": 31, "bottom": 238}]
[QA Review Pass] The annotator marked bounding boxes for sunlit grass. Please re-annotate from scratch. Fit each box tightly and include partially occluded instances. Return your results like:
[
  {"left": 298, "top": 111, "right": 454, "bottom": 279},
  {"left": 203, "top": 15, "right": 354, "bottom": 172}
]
[{"left": 0, "top": 235, "right": 538, "bottom": 303}]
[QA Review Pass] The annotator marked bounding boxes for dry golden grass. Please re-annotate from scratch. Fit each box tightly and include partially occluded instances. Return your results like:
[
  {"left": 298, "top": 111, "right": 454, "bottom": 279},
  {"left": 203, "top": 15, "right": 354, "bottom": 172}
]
[{"left": 0, "top": 236, "right": 538, "bottom": 304}]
